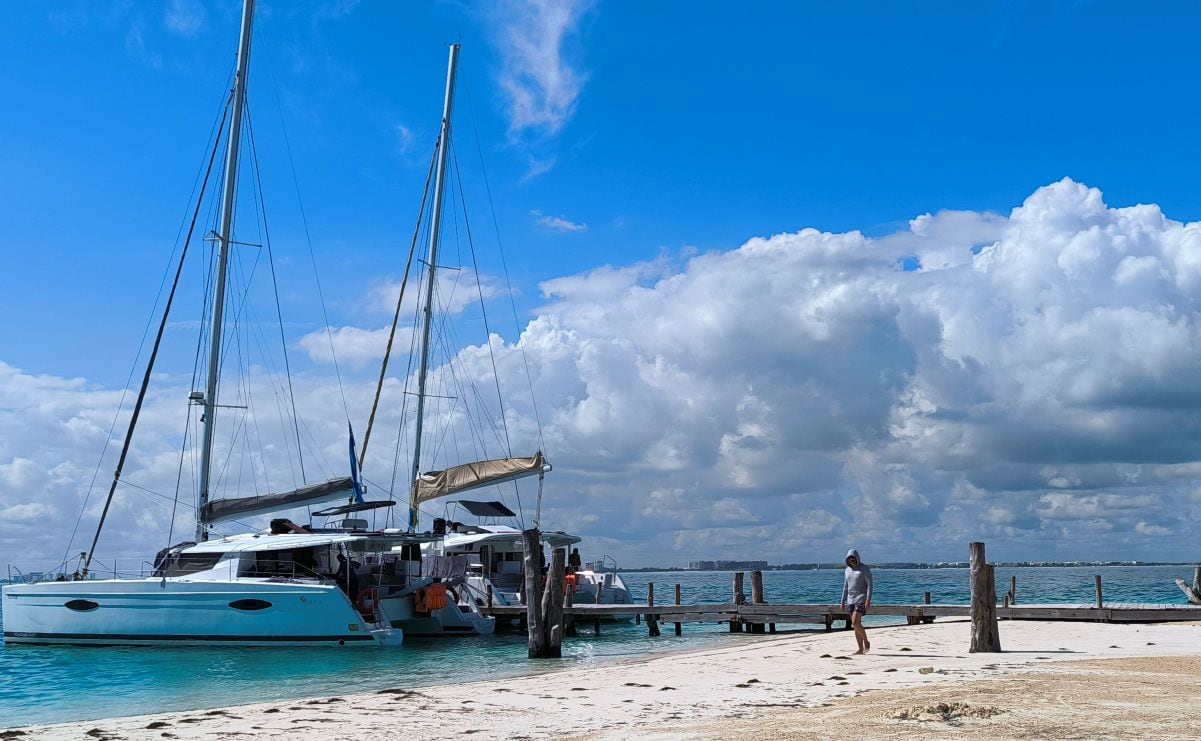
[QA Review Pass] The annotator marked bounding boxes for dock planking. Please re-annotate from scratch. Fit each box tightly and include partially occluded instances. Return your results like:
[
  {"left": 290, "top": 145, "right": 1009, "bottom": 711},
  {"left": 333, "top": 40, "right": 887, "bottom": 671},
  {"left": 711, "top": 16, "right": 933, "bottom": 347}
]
[{"left": 485, "top": 600, "right": 1201, "bottom": 631}]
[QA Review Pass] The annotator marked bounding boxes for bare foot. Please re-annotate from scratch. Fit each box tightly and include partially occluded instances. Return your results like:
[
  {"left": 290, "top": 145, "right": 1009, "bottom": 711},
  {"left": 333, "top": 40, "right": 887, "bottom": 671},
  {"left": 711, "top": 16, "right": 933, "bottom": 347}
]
[
  {"left": 864, "top": 640, "right": 871, "bottom": 654},
  {"left": 853, "top": 649, "right": 865, "bottom": 655}
]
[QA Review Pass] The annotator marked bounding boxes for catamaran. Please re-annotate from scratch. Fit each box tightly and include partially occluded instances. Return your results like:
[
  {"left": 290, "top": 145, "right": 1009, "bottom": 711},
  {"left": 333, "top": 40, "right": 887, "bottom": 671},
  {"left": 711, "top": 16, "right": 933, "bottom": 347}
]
[
  {"left": 2, "top": 0, "right": 493, "bottom": 646},
  {"left": 343, "top": 44, "right": 631, "bottom": 628}
]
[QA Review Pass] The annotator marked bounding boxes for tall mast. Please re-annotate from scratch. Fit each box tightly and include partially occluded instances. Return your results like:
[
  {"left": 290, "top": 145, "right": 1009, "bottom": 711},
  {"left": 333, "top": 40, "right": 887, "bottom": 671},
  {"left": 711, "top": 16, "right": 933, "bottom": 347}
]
[
  {"left": 409, "top": 44, "right": 460, "bottom": 530},
  {"left": 197, "top": 0, "right": 255, "bottom": 542}
]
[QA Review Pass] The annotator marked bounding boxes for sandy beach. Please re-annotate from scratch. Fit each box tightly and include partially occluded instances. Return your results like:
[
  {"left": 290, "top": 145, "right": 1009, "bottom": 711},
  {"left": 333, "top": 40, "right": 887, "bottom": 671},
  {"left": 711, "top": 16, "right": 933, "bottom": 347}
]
[{"left": 10, "top": 618, "right": 1201, "bottom": 740}]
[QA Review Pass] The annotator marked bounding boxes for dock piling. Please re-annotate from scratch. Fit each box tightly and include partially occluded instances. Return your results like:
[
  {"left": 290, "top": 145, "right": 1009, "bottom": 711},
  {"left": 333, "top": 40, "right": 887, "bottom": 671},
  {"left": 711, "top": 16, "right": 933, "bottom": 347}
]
[
  {"left": 1095, "top": 574, "right": 1103, "bottom": 608},
  {"left": 674, "top": 583, "right": 682, "bottom": 636},
  {"left": 522, "top": 529, "right": 548, "bottom": 658},
  {"left": 730, "top": 572, "right": 746, "bottom": 632},
  {"left": 969, "top": 541, "right": 1001, "bottom": 653},
  {"left": 647, "top": 582, "right": 660, "bottom": 636},
  {"left": 749, "top": 570, "right": 766, "bottom": 634},
  {"left": 1009, "top": 575, "right": 1017, "bottom": 605}
]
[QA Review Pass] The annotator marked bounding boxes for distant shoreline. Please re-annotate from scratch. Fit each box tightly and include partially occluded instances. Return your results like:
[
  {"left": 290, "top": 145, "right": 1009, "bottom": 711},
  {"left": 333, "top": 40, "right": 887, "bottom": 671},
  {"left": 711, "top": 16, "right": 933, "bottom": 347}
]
[{"left": 618, "top": 561, "right": 1195, "bottom": 572}]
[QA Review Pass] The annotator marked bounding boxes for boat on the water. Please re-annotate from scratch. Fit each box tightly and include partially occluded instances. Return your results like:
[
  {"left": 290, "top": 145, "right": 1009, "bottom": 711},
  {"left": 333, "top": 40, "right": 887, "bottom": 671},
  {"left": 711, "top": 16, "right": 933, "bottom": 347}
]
[
  {"left": 424, "top": 500, "right": 634, "bottom": 619},
  {"left": 2, "top": 0, "right": 494, "bottom": 646}
]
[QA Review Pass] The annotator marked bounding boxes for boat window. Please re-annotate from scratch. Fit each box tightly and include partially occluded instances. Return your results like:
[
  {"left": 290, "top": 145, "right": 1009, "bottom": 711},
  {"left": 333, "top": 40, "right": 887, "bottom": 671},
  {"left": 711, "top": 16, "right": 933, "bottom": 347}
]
[{"left": 158, "top": 553, "right": 225, "bottom": 577}]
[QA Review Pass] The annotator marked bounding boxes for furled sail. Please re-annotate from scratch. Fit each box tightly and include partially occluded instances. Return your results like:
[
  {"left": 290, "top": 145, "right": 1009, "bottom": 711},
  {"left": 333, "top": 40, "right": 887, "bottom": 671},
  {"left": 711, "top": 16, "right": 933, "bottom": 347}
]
[
  {"left": 200, "top": 477, "right": 356, "bottom": 525},
  {"left": 411, "top": 452, "right": 549, "bottom": 507}
]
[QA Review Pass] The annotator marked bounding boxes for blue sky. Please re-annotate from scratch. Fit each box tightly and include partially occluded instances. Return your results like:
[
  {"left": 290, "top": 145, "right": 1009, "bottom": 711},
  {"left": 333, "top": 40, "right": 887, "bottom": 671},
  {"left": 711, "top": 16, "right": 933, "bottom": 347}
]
[{"left": 3, "top": 1, "right": 1201, "bottom": 566}]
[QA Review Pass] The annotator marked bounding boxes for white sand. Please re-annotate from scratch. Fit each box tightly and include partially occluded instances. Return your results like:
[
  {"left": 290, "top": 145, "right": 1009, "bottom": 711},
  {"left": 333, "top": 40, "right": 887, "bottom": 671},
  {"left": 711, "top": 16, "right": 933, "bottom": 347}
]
[{"left": 11, "top": 619, "right": 1201, "bottom": 740}]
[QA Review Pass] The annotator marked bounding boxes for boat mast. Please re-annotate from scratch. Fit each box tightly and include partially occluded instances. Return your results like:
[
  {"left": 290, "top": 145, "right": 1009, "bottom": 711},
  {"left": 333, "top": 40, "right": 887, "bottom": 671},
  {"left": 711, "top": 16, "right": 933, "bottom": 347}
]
[
  {"left": 409, "top": 44, "right": 460, "bottom": 530},
  {"left": 196, "top": 0, "right": 255, "bottom": 542}
]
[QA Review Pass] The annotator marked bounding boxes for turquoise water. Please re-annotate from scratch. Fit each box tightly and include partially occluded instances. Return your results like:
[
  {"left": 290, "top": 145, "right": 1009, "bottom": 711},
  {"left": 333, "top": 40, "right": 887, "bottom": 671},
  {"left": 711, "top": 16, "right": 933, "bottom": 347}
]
[{"left": 1, "top": 565, "right": 1193, "bottom": 727}]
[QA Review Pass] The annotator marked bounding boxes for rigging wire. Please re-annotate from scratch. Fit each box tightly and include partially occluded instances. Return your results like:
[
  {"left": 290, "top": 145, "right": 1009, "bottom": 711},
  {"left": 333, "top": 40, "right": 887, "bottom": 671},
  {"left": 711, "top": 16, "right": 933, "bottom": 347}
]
[
  {"left": 461, "top": 73, "right": 546, "bottom": 454},
  {"left": 63, "top": 91, "right": 233, "bottom": 567},
  {"left": 360, "top": 145, "right": 439, "bottom": 472},
  {"left": 245, "top": 106, "right": 308, "bottom": 486},
  {"left": 258, "top": 29, "right": 350, "bottom": 423},
  {"left": 80, "top": 101, "right": 229, "bottom": 575}
]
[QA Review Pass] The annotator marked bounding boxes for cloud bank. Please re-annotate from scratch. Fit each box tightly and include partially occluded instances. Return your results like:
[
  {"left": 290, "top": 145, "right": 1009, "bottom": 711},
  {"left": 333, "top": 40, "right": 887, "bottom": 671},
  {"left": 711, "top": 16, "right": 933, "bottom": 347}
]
[{"left": 4, "top": 180, "right": 1201, "bottom": 569}]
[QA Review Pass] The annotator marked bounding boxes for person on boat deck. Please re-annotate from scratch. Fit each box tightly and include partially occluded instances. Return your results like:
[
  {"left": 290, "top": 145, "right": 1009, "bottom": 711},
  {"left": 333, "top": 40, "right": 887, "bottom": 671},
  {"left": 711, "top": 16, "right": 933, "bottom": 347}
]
[
  {"left": 336, "top": 553, "right": 360, "bottom": 597},
  {"left": 840, "top": 549, "right": 873, "bottom": 655},
  {"left": 568, "top": 548, "right": 582, "bottom": 574}
]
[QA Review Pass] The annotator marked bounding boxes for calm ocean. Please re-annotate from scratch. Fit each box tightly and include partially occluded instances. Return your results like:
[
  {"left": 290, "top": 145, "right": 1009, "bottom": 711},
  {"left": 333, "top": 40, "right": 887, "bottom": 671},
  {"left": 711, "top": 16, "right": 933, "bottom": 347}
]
[{"left": 0, "top": 565, "right": 1192, "bottom": 727}]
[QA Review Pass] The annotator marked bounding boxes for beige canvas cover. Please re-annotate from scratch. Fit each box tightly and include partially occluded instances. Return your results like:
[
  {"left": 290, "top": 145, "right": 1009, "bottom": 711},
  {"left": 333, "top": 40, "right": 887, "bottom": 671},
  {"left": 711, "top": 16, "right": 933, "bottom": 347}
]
[{"left": 411, "top": 452, "right": 547, "bottom": 507}]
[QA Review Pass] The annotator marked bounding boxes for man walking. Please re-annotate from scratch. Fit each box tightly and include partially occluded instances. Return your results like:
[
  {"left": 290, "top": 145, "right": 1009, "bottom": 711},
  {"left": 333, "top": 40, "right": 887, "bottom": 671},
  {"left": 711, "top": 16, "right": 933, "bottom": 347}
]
[{"left": 840, "top": 549, "right": 873, "bottom": 654}]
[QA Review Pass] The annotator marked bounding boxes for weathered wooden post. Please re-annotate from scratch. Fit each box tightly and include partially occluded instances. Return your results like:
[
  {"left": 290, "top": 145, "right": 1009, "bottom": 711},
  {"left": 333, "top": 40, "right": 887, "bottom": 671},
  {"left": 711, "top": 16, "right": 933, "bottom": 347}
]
[
  {"left": 1094, "top": 574, "right": 1103, "bottom": 608},
  {"left": 1009, "top": 575, "right": 1017, "bottom": 605},
  {"left": 647, "top": 582, "right": 660, "bottom": 636},
  {"left": 674, "top": 583, "right": 682, "bottom": 636},
  {"left": 1193, "top": 566, "right": 1200, "bottom": 594},
  {"left": 730, "top": 572, "right": 746, "bottom": 632},
  {"left": 522, "top": 529, "right": 548, "bottom": 658},
  {"left": 969, "top": 541, "right": 1001, "bottom": 653},
  {"left": 541, "top": 547, "right": 566, "bottom": 658},
  {"left": 749, "top": 570, "right": 766, "bottom": 634},
  {"left": 564, "top": 586, "right": 577, "bottom": 637}
]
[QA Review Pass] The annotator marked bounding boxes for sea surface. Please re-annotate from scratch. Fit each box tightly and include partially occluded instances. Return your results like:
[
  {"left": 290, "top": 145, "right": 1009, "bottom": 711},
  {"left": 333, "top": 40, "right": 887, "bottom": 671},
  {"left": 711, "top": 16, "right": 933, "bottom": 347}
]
[{"left": 0, "top": 565, "right": 1193, "bottom": 727}]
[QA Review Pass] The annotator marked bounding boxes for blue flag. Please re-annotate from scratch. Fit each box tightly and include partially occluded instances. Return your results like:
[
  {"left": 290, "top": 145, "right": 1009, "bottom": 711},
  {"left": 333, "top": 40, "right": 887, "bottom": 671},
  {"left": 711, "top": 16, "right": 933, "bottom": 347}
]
[{"left": 348, "top": 422, "right": 365, "bottom": 504}]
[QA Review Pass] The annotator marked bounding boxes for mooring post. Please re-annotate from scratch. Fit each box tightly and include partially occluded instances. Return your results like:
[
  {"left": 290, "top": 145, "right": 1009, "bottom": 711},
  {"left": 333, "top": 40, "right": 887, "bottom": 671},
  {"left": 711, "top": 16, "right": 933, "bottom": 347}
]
[
  {"left": 647, "top": 582, "right": 660, "bottom": 636},
  {"left": 1094, "top": 574, "right": 1103, "bottom": 609},
  {"left": 564, "top": 586, "right": 577, "bottom": 637},
  {"left": 523, "top": 529, "right": 548, "bottom": 658},
  {"left": 969, "top": 541, "right": 1001, "bottom": 652},
  {"left": 1009, "top": 575, "right": 1017, "bottom": 605},
  {"left": 541, "top": 547, "right": 566, "bottom": 658},
  {"left": 674, "top": 583, "right": 682, "bottom": 636},
  {"left": 749, "top": 570, "right": 766, "bottom": 634},
  {"left": 730, "top": 571, "right": 745, "bottom": 633}
]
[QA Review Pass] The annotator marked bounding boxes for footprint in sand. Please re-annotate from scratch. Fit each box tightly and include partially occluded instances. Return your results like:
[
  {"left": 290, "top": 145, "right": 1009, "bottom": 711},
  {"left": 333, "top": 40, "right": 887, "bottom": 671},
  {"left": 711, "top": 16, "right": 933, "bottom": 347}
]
[
  {"left": 883, "top": 668, "right": 897, "bottom": 673},
  {"left": 1147, "top": 642, "right": 1156, "bottom": 646},
  {"left": 623, "top": 682, "right": 653, "bottom": 688},
  {"left": 145, "top": 722, "right": 171, "bottom": 730},
  {"left": 900, "top": 647, "right": 912, "bottom": 652},
  {"left": 660, "top": 687, "right": 676, "bottom": 691},
  {"left": 745, "top": 678, "right": 761, "bottom": 684},
  {"left": 828, "top": 676, "right": 846, "bottom": 681},
  {"left": 834, "top": 656, "right": 851, "bottom": 661},
  {"left": 263, "top": 709, "right": 282, "bottom": 714},
  {"left": 819, "top": 653, "right": 833, "bottom": 658}
]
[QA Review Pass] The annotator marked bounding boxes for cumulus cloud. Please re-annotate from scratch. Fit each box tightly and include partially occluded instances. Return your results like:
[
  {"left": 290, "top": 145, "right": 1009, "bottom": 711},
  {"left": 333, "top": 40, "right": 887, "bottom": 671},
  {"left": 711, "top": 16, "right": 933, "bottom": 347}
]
[
  {"left": 6, "top": 180, "right": 1201, "bottom": 568},
  {"left": 489, "top": 0, "right": 593, "bottom": 138}
]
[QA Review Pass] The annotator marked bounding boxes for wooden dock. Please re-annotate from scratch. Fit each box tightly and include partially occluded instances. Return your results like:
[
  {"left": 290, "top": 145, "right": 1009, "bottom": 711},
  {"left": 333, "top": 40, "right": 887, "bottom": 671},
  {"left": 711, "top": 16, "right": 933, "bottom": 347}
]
[{"left": 485, "top": 601, "right": 1201, "bottom": 633}]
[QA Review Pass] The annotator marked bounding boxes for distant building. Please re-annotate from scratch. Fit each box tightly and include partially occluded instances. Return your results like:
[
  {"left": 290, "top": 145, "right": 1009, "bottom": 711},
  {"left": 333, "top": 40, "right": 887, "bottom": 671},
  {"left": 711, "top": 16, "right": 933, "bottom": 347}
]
[{"left": 688, "top": 560, "right": 767, "bottom": 571}]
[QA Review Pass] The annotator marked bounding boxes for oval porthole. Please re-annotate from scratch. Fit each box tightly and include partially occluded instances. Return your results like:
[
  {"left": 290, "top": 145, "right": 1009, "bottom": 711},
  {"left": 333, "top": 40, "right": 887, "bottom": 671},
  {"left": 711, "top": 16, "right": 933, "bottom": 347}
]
[
  {"left": 229, "top": 599, "right": 272, "bottom": 611},
  {"left": 65, "top": 599, "right": 99, "bottom": 612}
]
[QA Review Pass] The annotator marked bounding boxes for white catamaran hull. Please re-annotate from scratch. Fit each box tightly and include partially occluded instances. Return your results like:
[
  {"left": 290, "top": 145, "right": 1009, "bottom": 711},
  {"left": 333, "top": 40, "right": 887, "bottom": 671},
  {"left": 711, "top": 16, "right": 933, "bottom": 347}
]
[{"left": 2, "top": 579, "right": 390, "bottom": 647}]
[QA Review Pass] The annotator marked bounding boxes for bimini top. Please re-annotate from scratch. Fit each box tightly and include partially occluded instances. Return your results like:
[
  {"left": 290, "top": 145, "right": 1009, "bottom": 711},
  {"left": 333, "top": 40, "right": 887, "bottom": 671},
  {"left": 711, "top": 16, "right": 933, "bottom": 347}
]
[
  {"left": 411, "top": 452, "right": 549, "bottom": 506},
  {"left": 456, "top": 500, "right": 517, "bottom": 518}
]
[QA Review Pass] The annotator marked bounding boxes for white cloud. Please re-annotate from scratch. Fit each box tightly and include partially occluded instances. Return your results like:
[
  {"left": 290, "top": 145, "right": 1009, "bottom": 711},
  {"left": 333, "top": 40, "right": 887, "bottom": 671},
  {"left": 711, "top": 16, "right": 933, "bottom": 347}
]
[
  {"left": 164, "top": 0, "right": 206, "bottom": 36},
  {"left": 8, "top": 180, "right": 1201, "bottom": 568},
  {"left": 532, "top": 209, "right": 587, "bottom": 233},
  {"left": 490, "top": 0, "right": 593, "bottom": 138}
]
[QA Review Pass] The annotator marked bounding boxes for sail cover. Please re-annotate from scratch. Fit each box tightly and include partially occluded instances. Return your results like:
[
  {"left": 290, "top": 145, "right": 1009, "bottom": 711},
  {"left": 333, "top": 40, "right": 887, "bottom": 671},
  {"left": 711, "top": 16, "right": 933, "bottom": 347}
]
[
  {"left": 411, "top": 452, "right": 548, "bottom": 507},
  {"left": 200, "top": 477, "right": 357, "bottom": 525}
]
